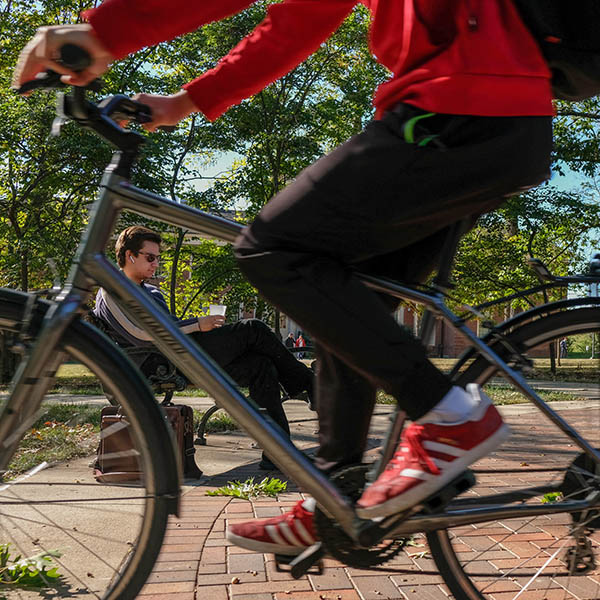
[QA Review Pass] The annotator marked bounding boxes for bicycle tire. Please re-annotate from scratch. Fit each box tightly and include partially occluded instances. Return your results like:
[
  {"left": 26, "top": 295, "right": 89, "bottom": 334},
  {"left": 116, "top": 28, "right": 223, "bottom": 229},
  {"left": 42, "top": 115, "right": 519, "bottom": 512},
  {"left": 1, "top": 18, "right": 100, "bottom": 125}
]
[
  {"left": 0, "top": 288, "right": 180, "bottom": 599},
  {"left": 426, "top": 303, "right": 600, "bottom": 600}
]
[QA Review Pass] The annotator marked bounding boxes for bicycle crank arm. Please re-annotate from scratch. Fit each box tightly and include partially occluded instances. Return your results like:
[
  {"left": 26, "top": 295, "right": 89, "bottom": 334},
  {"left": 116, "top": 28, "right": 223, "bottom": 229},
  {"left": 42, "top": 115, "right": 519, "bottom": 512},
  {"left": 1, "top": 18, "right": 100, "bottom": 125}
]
[{"left": 356, "top": 470, "right": 476, "bottom": 547}]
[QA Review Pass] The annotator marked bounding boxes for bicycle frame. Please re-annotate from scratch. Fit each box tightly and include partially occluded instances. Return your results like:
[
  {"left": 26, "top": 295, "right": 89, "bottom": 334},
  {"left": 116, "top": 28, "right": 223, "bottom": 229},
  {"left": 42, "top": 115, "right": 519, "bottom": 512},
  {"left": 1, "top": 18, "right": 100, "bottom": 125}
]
[{"left": 2, "top": 152, "right": 600, "bottom": 544}]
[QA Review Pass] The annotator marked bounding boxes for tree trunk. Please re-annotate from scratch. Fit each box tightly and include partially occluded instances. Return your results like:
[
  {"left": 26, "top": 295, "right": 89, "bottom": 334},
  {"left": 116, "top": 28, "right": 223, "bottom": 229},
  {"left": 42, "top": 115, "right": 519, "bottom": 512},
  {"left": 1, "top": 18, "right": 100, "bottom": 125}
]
[
  {"left": 169, "top": 229, "right": 186, "bottom": 316},
  {"left": 540, "top": 288, "right": 556, "bottom": 375},
  {"left": 274, "top": 308, "right": 282, "bottom": 340},
  {"left": 20, "top": 249, "right": 28, "bottom": 292},
  {"left": 0, "top": 331, "right": 19, "bottom": 385}
]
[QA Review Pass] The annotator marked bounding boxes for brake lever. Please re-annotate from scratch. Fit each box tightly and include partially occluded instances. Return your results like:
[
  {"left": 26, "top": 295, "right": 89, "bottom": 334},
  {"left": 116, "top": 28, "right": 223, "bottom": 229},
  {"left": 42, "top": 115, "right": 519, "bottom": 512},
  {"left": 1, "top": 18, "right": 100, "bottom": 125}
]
[{"left": 97, "top": 97, "right": 176, "bottom": 132}]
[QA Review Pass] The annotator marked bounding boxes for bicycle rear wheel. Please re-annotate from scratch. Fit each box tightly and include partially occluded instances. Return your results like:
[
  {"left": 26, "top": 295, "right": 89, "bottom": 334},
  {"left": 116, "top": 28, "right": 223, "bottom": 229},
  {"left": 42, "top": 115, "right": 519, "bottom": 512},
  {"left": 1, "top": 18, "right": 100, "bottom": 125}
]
[
  {"left": 0, "top": 289, "right": 180, "bottom": 599},
  {"left": 427, "top": 302, "right": 600, "bottom": 600}
]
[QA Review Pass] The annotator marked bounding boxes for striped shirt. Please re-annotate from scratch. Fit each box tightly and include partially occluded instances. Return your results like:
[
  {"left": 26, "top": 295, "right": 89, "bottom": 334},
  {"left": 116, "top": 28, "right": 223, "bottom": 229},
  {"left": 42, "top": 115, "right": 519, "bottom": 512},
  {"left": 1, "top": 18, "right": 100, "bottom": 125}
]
[{"left": 93, "top": 282, "right": 199, "bottom": 348}]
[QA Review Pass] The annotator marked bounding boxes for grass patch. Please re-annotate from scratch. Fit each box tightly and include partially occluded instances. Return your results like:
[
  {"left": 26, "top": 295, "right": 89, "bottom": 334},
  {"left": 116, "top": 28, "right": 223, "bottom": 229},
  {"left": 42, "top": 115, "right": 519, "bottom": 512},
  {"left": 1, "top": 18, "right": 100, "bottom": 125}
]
[
  {"left": 5, "top": 403, "right": 241, "bottom": 479},
  {"left": 432, "top": 358, "right": 600, "bottom": 384},
  {"left": 2, "top": 356, "right": 595, "bottom": 397},
  {"left": 193, "top": 408, "right": 238, "bottom": 433},
  {"left": 376, "top": 386, "right": 585, "bottom": 406},
  {"left": 174, "top": 388, "right": 210, "bottom": 398},
  {"left": 541, "top": 492, "right": 564, "bottom": 504},
  {"left": 5, "top": 404, "right": 102, "bottom": 479},
  {"left": 206, "top": 477, "right": 287, "bottom": 500},
  {"left": 483, "top": 386, "right": 585, "bottom": 405}
]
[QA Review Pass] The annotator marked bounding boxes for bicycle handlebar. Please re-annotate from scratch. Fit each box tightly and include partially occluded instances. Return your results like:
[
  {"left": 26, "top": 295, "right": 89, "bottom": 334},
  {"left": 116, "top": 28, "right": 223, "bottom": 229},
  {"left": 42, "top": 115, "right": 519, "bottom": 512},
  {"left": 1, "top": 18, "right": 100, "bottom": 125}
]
[
  {"left": 16, "top": 45, "right": 175, "bottom": 157},
  {"left": 16, "top": 44, "right": 99, "bottom": 94}
]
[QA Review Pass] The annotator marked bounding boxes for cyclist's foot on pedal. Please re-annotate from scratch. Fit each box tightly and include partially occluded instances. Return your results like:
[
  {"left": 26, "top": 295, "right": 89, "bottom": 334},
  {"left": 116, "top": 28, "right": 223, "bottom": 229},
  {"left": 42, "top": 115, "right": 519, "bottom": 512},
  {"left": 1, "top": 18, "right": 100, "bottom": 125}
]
[
  {"left": 356, "top": 384, "right": 510, "bottom": 519},
  {"left": 227, "top": 499, "right": 316, "bottom": 555}
]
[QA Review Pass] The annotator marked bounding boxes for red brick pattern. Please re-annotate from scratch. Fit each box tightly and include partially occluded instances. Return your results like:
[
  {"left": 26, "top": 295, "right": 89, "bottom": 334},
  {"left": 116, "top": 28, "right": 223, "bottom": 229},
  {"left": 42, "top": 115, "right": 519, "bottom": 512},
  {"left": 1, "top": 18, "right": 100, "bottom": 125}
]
[{"left": 142, "top": 405, "right": 600, "bottom": 599}]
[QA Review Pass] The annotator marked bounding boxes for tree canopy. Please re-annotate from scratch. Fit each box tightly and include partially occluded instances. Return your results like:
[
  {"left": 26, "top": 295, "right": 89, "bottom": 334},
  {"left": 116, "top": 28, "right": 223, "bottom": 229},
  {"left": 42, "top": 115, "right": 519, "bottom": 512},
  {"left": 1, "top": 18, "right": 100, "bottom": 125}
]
[{"left": 0, "top": 0, "right": 598, "bottom": 326}]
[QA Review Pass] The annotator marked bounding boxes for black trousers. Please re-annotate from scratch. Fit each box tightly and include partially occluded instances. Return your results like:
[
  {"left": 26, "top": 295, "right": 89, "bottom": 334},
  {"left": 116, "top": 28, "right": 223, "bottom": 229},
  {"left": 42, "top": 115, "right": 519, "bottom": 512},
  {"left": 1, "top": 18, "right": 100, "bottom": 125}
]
[
  {"left": 144, "top": 319, "right": 312, "bottom": 438},
  {"left": 234, "top": 104, "right": 553, "bottom": 473}
]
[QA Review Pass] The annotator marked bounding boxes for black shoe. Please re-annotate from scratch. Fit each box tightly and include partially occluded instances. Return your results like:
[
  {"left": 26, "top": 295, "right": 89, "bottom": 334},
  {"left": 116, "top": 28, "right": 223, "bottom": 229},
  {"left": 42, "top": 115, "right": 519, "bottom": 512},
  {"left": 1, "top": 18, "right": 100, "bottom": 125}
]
[
  {"left": 293, "top": 390, "right": 316, "bottom": 411},
  {"left": 259, "top": 455, "right": 278, "bottom": 470}
]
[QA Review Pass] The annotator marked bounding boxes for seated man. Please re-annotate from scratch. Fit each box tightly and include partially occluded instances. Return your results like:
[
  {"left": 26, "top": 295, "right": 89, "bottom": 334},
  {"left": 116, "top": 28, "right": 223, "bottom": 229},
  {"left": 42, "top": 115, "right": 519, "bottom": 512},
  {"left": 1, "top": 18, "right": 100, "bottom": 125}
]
[{"left": 94, "top": 225, "right": 314, "bottom": 470}]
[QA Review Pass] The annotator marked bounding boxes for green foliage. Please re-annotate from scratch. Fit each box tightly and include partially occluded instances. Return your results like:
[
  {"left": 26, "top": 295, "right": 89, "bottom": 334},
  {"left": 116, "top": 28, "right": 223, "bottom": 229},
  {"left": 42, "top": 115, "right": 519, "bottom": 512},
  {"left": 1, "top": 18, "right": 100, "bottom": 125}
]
[
  {"left": 206, "top": 476, "right": 287, "bottom": 500},
  {"left": 553, "top": 99, "right": 600, "bottom": 177},
  {"left": 3, "top": 0, "right": 599, "bottom": 318},
  {"left": 135, "top": 3, "right": 387, "bottom": 321},
  {"left": 541, "top": 492, "right": 563, "bottom": 504},
  {"left": 0, "top": 0, "right": 191, "bottom": 291},
  {"left": 453, "top": 187, "right": 599, "bottom": 312},
  {"left": 0, "top": 543, "right": 61, "bottom": 586}
]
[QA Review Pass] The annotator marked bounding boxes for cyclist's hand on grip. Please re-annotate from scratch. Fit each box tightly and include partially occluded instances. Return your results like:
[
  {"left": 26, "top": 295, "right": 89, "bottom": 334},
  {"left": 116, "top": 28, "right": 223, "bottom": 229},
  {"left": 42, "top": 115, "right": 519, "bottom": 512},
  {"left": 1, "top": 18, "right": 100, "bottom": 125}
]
[
  {"left": 13, "top": 24, "right": 114, "bottom": 92},
  {"left": 131, "top": 90, "right": 196, "bottom": 132},
  {"left": 197, "top": 316, "right": 226, "bottom": 332}
]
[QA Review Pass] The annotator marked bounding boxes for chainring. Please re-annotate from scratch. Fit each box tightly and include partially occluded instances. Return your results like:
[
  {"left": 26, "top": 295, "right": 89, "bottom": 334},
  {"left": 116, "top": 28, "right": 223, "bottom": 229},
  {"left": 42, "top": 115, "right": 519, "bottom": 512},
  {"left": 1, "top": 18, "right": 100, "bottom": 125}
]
[
  {"left": 560, "top": 450, "right": 600, "bottom": 530},
  {"left": 314, "top": 464, "right": 410, "bottom": 568}
]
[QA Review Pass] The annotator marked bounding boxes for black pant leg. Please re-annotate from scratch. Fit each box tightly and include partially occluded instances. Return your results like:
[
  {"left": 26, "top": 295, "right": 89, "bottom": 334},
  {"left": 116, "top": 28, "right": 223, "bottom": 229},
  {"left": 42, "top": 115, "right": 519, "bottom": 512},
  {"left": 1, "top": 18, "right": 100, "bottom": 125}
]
[
  {"left": 190, "top": 320, "right": 312, "bottom": 395},
  {"left": 313, "top": 342, "right": 376, "bottom": 473},
  {"left": 224, "top": 353, "right": 291, "bottom": 438},
  {"left": 235, "top": 108, "right": 552, "bottom": 420}
]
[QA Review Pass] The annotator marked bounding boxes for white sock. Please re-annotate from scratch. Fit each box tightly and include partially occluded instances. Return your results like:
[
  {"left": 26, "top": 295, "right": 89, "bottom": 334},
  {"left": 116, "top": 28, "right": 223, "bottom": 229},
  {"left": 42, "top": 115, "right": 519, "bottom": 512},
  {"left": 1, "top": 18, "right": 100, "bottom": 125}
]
[
  {"left": 302, "top": 497, "right": 316, "bottom": 513},
  {"left": 418, "top": 386, "right": 478, "bottom": 424}
]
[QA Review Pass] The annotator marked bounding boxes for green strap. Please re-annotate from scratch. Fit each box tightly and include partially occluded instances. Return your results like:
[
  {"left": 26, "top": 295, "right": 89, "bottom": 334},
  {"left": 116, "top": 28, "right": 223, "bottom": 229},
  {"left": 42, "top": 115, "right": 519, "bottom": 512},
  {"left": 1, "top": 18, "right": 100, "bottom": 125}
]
[{"left": 403, "top": 112, "right": 436, "bottom": 144}]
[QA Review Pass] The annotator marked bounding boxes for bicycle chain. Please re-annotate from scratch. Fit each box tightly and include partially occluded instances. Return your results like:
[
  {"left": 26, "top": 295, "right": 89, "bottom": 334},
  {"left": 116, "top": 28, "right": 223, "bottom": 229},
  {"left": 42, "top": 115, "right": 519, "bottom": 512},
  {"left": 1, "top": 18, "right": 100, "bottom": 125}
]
[{"left": 313, "top": 464, "right": 409, "bottom": 568}]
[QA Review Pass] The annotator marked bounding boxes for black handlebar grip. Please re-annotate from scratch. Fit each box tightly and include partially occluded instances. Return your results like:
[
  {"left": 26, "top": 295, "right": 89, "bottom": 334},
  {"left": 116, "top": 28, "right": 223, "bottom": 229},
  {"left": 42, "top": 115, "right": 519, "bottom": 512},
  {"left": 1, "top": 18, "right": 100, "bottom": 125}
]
[{"left": 59, "top": 44, "right": 92, "bottom": 72}]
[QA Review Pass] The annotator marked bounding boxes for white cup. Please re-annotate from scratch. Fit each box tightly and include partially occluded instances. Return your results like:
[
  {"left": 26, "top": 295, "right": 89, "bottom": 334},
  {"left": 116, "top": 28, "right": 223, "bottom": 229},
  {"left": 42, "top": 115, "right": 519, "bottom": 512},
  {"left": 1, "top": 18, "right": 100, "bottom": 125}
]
[{"left": 209, "top": 304, "right": 227, "bottom": 316}]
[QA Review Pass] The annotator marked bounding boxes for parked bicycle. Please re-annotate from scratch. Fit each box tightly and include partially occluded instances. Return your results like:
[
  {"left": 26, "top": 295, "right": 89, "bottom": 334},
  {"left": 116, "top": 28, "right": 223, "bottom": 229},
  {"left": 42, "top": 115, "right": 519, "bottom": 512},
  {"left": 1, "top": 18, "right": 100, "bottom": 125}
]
[{"left": 2, "top": 47, "right": 600, "bottom": 599}]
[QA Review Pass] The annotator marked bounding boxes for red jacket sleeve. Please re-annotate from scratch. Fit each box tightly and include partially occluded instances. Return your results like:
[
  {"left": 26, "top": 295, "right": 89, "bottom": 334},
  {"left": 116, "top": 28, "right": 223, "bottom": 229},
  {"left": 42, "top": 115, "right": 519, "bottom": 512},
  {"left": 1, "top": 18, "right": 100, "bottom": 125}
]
[
  {"left": 184, "top": 0, "right": 356, "bottom": 121},
  {"left": 82, "top": 0, "right": 256, "bottom": 60}
]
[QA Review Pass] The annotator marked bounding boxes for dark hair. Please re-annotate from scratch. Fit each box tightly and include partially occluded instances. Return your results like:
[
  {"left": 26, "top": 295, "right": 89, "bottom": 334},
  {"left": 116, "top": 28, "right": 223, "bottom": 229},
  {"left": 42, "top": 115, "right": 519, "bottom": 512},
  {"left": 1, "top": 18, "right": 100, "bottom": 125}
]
[{"left": 115, "top": 226, "right": 162, "bottom": 268}]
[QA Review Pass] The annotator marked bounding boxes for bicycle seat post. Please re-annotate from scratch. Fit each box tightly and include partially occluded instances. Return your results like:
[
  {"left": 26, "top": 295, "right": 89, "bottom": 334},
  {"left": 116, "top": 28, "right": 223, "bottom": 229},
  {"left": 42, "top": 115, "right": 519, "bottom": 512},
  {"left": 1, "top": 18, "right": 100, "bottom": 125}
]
[{"left": 419, "top": 219, "right": 469, "bottom": 344}]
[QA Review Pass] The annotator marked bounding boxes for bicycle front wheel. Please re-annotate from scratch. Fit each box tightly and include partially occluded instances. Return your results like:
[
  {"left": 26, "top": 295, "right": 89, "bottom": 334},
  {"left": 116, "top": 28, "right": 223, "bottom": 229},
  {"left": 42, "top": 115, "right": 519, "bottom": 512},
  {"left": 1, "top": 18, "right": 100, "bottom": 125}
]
[
  {"left": 427, "top": 302, "right": 600, "bottom": 600},
  {"left": 0, "top": 289, "right": 180, "bottom": 599}
]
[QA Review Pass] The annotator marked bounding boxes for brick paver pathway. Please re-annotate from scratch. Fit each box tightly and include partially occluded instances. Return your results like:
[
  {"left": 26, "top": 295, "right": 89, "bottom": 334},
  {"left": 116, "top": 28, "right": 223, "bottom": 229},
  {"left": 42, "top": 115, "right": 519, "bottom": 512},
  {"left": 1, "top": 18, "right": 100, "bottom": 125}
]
[{"left": 139, "top": 404, "right": 600, "bottom": 600}]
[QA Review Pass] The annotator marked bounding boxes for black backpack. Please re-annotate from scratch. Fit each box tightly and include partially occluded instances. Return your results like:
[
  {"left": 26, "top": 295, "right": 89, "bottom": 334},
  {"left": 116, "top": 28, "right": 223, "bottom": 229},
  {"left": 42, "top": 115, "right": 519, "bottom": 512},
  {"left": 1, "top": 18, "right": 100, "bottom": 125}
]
[{"left": 512, "top": 0, "right": 600, "bottom": 101}]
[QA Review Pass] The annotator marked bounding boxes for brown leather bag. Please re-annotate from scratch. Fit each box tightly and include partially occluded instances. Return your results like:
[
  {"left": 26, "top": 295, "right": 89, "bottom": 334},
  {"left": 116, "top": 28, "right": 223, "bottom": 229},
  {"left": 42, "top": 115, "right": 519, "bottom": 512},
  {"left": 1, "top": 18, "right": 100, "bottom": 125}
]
[{"left": 94, "top": 404, "right": 202, "bottom": 483}]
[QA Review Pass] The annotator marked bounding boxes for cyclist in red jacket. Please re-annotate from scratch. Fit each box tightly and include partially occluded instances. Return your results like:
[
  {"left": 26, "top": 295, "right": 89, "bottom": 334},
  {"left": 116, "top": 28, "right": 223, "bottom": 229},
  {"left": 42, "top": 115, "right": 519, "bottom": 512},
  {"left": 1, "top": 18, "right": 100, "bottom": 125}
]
[{"left": 14, "top": 0, "right": 553, "bottom": 556}]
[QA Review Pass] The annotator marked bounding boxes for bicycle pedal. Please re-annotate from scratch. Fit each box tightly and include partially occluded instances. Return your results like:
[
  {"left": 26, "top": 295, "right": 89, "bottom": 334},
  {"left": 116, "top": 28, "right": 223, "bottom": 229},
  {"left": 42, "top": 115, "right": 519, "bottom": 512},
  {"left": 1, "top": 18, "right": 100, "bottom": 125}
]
[
  {"left": 422, "top": 469, "right": 476, "bottom": 513},
  {"left": 274, "top": 542, "right": 324, "bottom": 578}
]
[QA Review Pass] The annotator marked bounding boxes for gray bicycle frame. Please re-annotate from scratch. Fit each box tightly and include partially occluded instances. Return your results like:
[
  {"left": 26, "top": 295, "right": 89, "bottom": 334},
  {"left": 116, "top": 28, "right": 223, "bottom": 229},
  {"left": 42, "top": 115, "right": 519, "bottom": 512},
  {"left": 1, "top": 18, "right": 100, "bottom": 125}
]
[{"left": 2, "top": 158, "right": 600, "bottom": 542}]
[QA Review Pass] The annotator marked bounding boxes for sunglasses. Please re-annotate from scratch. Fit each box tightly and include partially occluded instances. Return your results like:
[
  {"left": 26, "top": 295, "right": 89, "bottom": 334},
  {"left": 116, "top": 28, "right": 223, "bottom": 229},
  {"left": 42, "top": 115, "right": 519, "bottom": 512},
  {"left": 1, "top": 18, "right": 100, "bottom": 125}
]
[{"left": 137, "top": 251, "right": 160, "bottom": 263}]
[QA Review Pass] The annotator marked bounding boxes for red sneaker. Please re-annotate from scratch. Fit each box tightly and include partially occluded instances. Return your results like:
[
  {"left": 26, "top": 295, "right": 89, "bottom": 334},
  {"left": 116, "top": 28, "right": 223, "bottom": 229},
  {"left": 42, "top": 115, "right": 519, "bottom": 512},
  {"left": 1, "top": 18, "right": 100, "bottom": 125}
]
[
  {"left": 356, "top": 385, "right": 509, "bottom": 519},
  {"left": 226, "top": 500, "right": 317, "bottom": 555}
]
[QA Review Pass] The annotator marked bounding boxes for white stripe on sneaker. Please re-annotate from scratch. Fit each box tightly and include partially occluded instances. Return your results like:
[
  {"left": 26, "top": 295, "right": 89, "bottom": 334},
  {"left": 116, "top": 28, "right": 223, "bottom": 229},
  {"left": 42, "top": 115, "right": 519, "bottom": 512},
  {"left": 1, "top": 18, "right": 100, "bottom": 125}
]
[
  {"left": 293, "top": 520, "right": 315, "bottom": 546},
  {"left": 265, "top": 524, "right": 290, "bottom": 547},
  {"left": 276, "top": 523, "right": 306, "bottom": 547},
  {"left": 423, "top": 440, "right": 467, "bottom": 456},
  {"left": 399, "top": 468, "right": 433, "bottom": 481}
]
